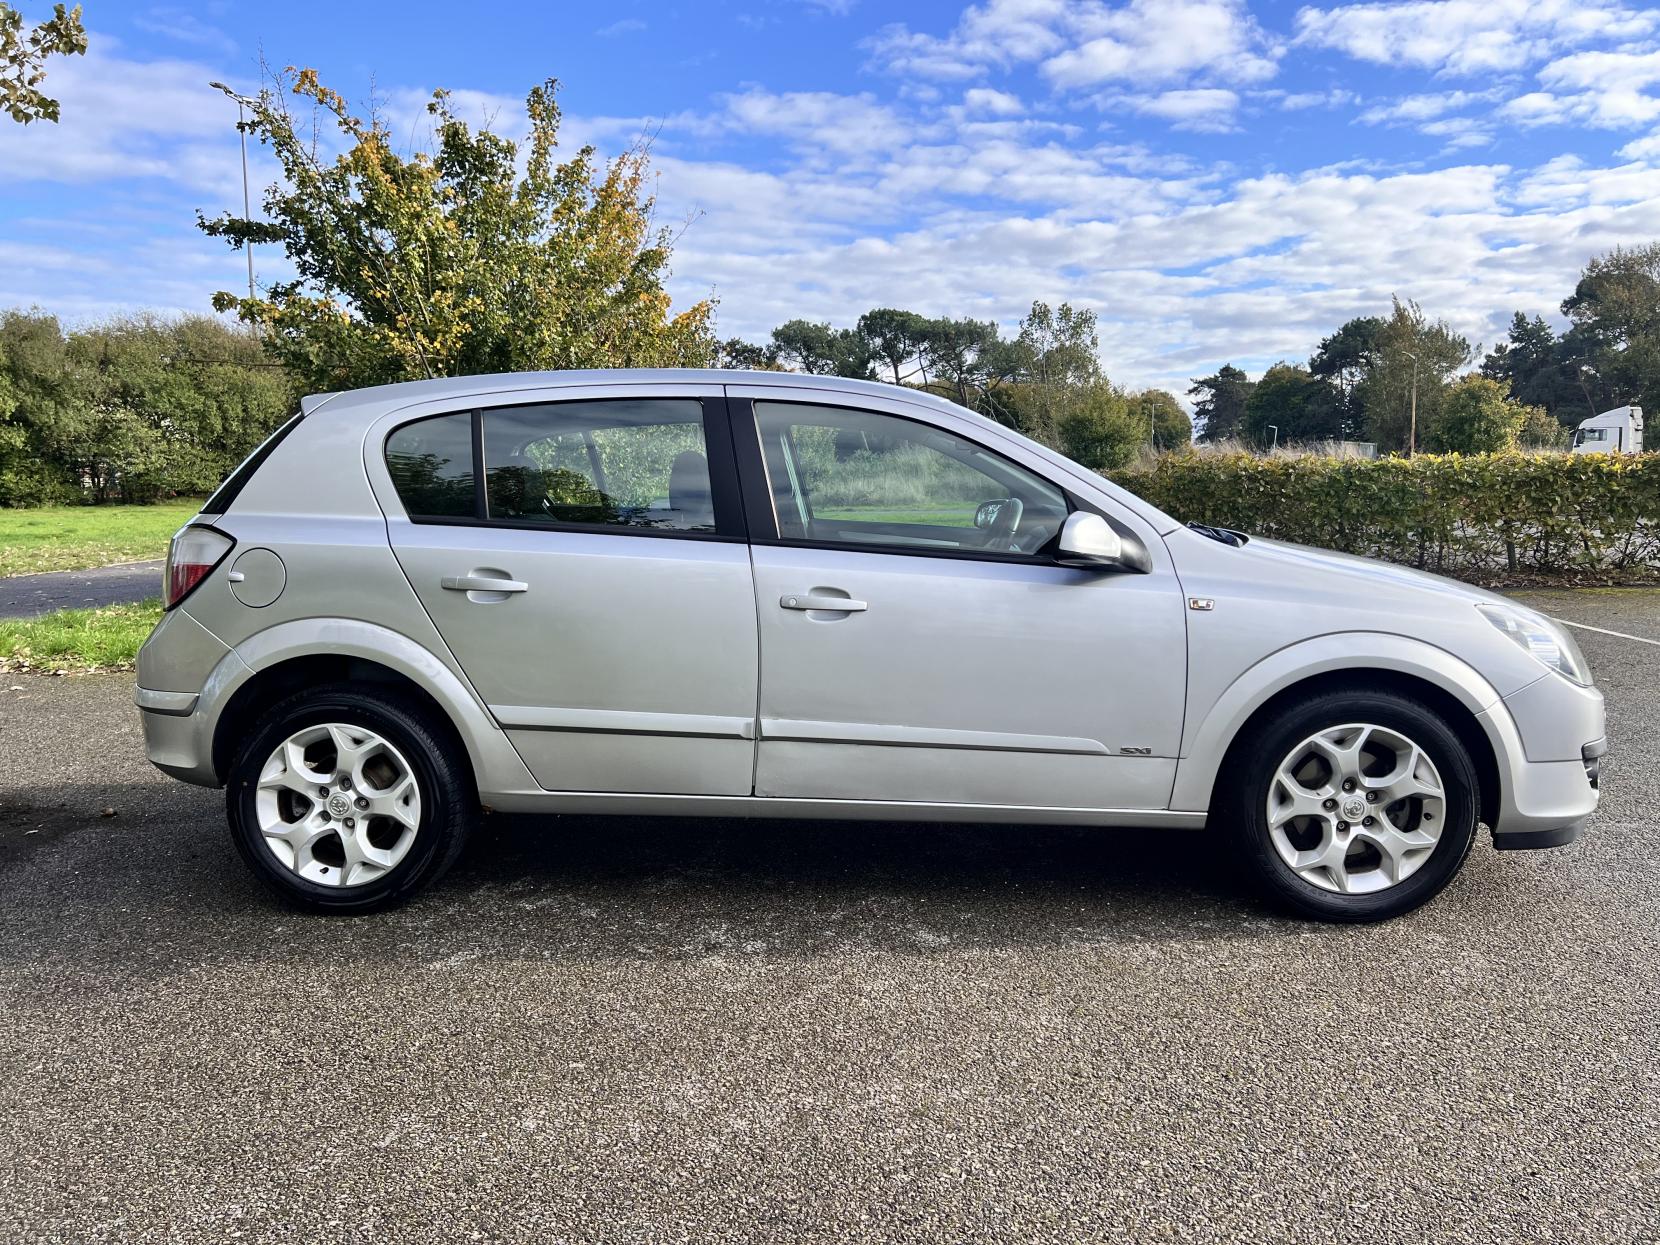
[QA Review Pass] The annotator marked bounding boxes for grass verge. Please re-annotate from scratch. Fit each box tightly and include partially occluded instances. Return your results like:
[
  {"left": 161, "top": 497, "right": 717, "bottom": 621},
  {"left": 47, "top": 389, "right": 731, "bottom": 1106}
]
[
  {"left": 0, "top": 599, "right": 162, "bottom": 674},
  {"left": 0, "top": 501, "right": 203, "bottom": 578}
]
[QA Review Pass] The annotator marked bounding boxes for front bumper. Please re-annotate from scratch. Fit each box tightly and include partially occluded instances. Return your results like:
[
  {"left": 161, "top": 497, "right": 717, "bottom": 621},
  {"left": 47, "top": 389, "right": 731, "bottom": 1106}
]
[
  {"left": 1479, "top": 674, "right": 1605, "bottom": 850},
  {"left": 1490, "top": 738, "right": 1608, "bottom": 850}
]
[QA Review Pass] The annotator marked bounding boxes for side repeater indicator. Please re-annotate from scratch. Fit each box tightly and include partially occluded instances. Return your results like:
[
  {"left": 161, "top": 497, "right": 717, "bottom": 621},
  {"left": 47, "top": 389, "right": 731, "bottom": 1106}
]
[{"left": 1188, "top": 597, "right": 1215, "bottom": 612}]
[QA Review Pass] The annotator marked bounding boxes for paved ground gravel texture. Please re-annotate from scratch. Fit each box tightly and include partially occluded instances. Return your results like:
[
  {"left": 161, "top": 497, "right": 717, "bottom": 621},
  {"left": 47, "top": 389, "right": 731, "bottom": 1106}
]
[
  {"left": 0, "top": 591, "right": 1655, "bottom": 1244},
  {"left": 0, "top": 561, "right": 164, "bottom": 620}
]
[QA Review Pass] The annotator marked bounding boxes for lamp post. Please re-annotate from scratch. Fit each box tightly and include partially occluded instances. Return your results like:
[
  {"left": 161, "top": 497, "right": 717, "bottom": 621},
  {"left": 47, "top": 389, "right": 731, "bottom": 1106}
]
[
  {"left": 209, "top": 81, "right": 257, "bottom": 313},
  {"left": 1268, "top": 424, "right": 1279, "bottom": 453},
  {"left": 1401, "top": 349, "right": 1421, "bottom": 457}
]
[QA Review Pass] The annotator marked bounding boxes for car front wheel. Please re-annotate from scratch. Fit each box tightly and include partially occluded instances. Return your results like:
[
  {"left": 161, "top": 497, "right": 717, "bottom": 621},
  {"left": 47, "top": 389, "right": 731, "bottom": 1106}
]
[
  {"left": 1224, "top": 689, "right": 1480, "bottom": 922},
  {"left": 226, "top": 685, "right": 474, "bottom": 913}
]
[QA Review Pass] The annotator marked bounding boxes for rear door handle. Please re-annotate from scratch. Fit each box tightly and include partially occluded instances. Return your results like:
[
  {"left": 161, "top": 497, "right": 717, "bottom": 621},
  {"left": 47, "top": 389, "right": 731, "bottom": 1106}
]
[
  {"left": 780, "top": 592, "right": 867, "bottom": 612},
  {"left": 442, "top": 574, "right": 528, "bottom": 593}
]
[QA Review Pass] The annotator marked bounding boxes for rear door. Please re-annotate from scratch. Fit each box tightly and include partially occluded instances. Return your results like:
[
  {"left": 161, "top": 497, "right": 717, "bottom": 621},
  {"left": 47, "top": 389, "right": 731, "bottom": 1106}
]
[
  {"left": 728, "top": 386, "right": 1187, "bottom": 812},
  {"left": 374, "top": 384, "right": 759, "bottom": 795}
]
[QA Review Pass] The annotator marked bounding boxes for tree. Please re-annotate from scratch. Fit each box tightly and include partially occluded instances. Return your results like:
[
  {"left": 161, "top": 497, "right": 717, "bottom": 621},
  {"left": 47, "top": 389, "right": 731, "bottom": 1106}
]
[
  {"left": 1480, "top": 313, "right": 1572, "bottom": 422},
  {"left": 0, "top": 309, "right": 85, "bottom": 503},
  {"left": 1309, "top": 316, "right": 1382, "bottom": 438},
  {"left": 770, "top": 319, "right": 869, "bottom": 377},
  {"left": 1133, "top": 389, "right": 1191, "bottom": 451},
  {"left": 1427, "top": 375, "right": 1529, "bottom": 454},
  {"left": 919, "top": 316, "right": 1017, "bottom": 415},
  {"left": 1560, "top": 243, "right": 1660, "bottom": 414},
  {"left": 717, "top": 337, "right": 780, "bottom": 370},
  {"left": 0, "top": 310, "right": 296, "bottom": 506},
  {"left": 1359, "top": 297, "right": 1471, "bottom": 453},
  {"left": 1013, "top": 300, "right": 1100, "bottom": 446},
  {"left": 199, "top": 69, "right": 713, "bottom": 392},
  {"left": 1241, "top": 364, "right": 1342, "bottom": 448},
  {"left": 1517, "top": 403, "right": 1569, "bottom": 450},
  {"left": 856, "top": 308, "right": 931, "bottom": 385},
  {"left": 1058, "top": 384, "right": 1144, "bottom": 471},
  {"left": 67, "top": 314, "right": 296, "bottom": 500},
  {"left": 1188, "top": 365, "right": 1254, "bottom": 441},
  {"left": 0, "top": 2, "right": 85, "bottom": 124}
]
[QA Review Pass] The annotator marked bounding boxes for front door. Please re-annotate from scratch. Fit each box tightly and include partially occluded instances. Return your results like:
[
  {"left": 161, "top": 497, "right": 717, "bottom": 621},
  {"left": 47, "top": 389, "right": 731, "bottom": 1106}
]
[
  {"left": 733, "top": 390, "right": 1187, "bottom": 811},
  {"left": 380, "top": 387, "right": 759, "bottom": 795}
]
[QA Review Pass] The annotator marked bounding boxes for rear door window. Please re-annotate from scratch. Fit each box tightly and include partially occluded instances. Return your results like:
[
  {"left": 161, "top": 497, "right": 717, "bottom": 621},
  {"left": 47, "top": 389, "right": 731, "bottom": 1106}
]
[{"left": 482, "top": 399, "right": 723, "bottom": 532}]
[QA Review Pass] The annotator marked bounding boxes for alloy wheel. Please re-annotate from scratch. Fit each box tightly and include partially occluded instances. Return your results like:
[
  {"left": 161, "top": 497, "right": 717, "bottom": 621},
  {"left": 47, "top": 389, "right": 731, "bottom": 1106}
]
[
  {"left": 1266, "top": 723, "right": 1445, "bottom": 895},
  {"left": 253, "top": 723, "right": 422, "bottom": 888}
]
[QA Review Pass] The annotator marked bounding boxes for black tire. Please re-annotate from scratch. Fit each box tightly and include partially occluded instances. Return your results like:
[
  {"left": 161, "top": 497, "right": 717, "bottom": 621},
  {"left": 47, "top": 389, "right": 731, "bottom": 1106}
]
[
  {"left": 1221, "top": 689, "right": 1480, "bottom": 923},
  {"left": 225, "top": 683, "right": 475, "bottom": 914}
]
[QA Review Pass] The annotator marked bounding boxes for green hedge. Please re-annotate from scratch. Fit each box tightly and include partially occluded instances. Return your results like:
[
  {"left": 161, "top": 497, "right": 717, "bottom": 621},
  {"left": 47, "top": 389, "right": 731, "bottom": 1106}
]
[{"left": 1113, "top": 452, "right": 1660, "bottom": 580}]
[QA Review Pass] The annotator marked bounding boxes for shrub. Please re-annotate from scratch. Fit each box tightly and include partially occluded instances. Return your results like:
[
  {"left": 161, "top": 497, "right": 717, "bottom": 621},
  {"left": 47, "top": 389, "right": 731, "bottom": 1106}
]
[
  {"left": 1114, "top": 450, "right": 1660, "bottom": 580},
  {"left": 1428, "top": 375, "right": 1528, "bottom": 454}
]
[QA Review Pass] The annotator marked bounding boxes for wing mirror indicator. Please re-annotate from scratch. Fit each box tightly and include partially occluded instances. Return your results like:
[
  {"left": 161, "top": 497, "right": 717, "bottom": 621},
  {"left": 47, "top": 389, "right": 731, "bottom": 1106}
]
[{"left": 1055, "top": 512, "right": 1124, "bottom": 569}]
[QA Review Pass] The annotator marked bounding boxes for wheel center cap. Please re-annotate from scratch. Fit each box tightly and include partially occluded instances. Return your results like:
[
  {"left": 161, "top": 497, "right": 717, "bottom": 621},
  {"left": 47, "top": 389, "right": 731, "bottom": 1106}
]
[
  {"left": 327, "top": 792, "right": 352, "bottom": 818},
  {"left": 1341, "top": 795, "right": 1367, "bottom": 821}
]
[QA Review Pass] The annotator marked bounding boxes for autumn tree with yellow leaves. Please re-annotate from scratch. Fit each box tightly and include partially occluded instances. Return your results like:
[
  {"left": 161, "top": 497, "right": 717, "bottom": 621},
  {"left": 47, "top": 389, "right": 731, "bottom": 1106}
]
[{"left": 199, "top": 69, "right": 714, "bottom": 391}]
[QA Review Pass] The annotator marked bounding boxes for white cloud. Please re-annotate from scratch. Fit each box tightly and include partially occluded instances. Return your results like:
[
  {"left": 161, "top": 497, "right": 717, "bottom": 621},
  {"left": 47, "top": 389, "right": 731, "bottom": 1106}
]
[
  {"left": 1277, "top": 88, "right": 1357, "bottom": 110},
  {"left": 1357, "top": 90, "right": 1495, "bottom": 125},
  {"left": 865, "top": 0, "right": 1070, "bottom": 80},
  {"left": 0, "top": 48, "right": 246, "bottom": 194},
  {"left": 711, "top": 88, "right": 908, "bottom": 157},
  {"left": 1528, "top": 48, "right": 1660, "bottom": 128},
  {"left": 1043, "top": 1, "right": 1279, "bottom": 87},
  {"left": 1294, "top": 0, "right": 1660, "bottom": 76},
  {"left": 1618, "top": 130, "right": 1660, "bottom": 161},
  {"left": 1107, "top": 88, "right": 1241, "bottom": 132},
  {"left": 1499, "top": 76, "right": 1660, "bottom": 131},
  {"left": 962, "top": 87, "right": 1026, "bottom": 115},
  {"left": 867, "top": 0, "right": 1279, "bottom": 90},
  {"left": 595, "top": 18, "right": 646, "bottom": 37},
  {"left": 132, "top": 8, "right": 238, "bottom": 56},
  {"left": 1418, "top": 117, "right": 1494, "bottom": 149}
]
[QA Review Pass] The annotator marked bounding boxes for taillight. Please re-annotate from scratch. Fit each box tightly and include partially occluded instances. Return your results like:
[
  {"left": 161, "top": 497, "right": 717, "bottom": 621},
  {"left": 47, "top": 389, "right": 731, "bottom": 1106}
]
[{"left": 164, "top": 525, "right": 235, "bottom": 609}]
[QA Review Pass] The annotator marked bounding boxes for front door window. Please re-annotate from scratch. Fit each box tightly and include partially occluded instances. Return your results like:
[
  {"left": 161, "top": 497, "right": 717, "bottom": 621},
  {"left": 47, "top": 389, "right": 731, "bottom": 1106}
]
[{"left": 753, "top": 402, "right": 1069, "bottom": 556}]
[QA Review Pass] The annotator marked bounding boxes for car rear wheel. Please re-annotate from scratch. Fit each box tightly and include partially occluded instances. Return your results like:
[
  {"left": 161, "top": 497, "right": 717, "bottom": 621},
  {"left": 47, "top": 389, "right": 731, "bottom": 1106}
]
[
  {"left": 226, "top": 685, "right": 474, "bottom": 913},
  {"left": 1224, "top": 689, "right": 1480, "bottom": 922}
]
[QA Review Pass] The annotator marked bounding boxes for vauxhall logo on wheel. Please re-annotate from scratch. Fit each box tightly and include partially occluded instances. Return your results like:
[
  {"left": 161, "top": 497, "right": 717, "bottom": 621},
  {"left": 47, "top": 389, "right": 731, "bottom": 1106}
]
[{"left": 327, "top": 792, "right": 353, "bottom": 818}]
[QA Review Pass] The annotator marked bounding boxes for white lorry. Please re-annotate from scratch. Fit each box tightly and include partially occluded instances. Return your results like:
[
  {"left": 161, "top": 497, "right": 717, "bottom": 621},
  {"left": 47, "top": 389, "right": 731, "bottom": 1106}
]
[{"left": 1571, "top": 404, "right": 1644, "bottom": 454}]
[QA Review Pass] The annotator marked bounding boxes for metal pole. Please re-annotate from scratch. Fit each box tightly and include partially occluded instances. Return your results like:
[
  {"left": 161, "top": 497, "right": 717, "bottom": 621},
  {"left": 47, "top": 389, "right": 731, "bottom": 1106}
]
[
  {"left": 1409, "top": 357, "right": 1419, "bottom": 457},
  {"left": 238, "top": 99, "right": 255, "bottom": 308}
]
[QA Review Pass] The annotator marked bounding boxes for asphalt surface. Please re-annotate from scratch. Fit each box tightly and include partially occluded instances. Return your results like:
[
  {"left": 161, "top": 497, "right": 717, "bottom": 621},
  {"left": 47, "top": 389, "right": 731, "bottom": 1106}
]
[
  {"left": 0, "top": 560, "right": 164, "bottom": 619},
  {"left": 0, "top": 590, "right": 1655, "bottom": 1244}
]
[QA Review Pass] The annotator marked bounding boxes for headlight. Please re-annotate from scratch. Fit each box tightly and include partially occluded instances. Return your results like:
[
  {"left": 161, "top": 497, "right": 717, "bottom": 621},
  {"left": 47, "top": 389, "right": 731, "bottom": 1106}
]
[{"left": 1477, "top": 603, "right": 1592, "bottom": 685}]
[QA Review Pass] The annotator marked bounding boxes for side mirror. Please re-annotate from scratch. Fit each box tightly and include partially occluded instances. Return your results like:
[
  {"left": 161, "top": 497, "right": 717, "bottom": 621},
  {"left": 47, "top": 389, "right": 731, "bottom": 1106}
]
[{"left": 1055, "top": 511, "right": 1125, "bottom": 569}]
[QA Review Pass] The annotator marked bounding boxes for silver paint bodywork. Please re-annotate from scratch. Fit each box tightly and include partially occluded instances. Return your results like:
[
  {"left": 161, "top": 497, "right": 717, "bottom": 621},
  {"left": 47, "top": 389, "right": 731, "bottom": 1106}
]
[{"left": 136, "top": 369, "right": 1603, "bottom": 841}]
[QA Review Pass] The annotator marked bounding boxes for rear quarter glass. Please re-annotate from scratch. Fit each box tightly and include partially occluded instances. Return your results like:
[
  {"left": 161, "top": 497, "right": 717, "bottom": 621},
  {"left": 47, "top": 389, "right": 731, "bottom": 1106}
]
[{"left": 202, "top": 411, "right": 305, "bottom": 514}]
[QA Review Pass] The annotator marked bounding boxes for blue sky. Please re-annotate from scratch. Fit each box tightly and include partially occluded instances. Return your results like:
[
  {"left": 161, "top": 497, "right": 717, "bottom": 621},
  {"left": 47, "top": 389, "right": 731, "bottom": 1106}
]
[{"left": 4, "top": 0, "right": 1660, "bottom": 395}]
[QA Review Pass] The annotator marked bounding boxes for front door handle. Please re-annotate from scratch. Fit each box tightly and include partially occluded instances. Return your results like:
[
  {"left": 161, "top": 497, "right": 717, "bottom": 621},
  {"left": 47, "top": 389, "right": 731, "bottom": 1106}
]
[
  {"left": 780, "top": 592, "right": 867, "bottom": 612},
  {"left": 442, "top": 574, "right": 528, "bottom": 593}
]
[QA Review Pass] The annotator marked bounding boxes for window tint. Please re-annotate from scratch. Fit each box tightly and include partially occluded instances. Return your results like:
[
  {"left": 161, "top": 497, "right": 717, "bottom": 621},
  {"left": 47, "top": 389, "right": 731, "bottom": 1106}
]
[
  {"left": 754, "top": 402, "right": 1069, "bottom": 556},
  {"left": 386, "top": 412, "right": 476, "bottom": 518},
  {"left": 482, "top": 399, "right": 716, "bottom": 532}
]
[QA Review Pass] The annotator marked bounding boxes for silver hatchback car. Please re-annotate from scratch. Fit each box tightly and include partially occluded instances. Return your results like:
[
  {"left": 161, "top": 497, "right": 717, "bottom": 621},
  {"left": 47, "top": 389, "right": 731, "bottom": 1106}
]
[{"left": 137, "top": 370, "right": 1605, "bottom": 921}]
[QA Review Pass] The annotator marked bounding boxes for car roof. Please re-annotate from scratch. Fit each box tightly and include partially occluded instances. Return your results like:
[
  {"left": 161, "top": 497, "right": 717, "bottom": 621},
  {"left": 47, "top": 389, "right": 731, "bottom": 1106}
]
[{"left": 302, "top": 369, "right": 971, "bottom": 420}]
